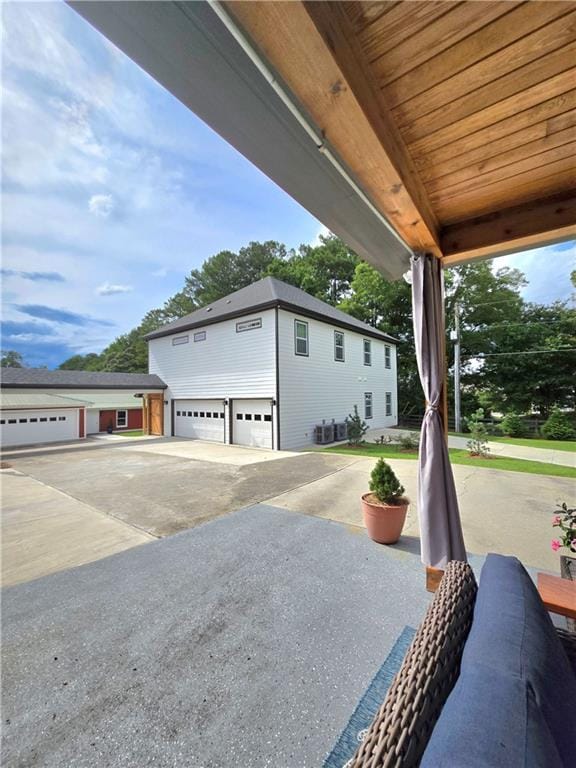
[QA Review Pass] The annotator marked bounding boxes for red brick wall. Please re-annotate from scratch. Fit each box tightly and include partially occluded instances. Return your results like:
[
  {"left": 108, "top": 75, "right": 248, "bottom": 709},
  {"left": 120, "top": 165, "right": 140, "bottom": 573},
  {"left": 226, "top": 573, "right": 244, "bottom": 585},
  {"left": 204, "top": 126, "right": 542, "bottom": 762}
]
[
  {"left": 99, "top": 410, "right": 116, "bottom": 432},
  {"left": 98, "top": 408, "right": 142, "bottom": 432},
  {"left": 127, "top": 409, "right": 143, "bottom": 429}
]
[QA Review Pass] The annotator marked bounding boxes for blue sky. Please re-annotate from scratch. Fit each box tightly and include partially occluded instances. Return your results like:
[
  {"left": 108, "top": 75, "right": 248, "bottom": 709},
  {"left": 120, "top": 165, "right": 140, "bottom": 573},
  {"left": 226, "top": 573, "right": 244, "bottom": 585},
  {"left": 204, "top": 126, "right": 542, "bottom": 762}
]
[{"left": 2, "top": 2, "right": 574, "bottom": 368}]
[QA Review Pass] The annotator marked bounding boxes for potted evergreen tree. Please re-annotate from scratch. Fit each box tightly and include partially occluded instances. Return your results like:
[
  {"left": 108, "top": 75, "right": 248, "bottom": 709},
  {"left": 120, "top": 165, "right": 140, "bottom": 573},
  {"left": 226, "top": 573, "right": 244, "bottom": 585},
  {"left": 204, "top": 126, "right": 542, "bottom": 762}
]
[{"left": 362, "top": 459, "right": 409, "bottom": 544}]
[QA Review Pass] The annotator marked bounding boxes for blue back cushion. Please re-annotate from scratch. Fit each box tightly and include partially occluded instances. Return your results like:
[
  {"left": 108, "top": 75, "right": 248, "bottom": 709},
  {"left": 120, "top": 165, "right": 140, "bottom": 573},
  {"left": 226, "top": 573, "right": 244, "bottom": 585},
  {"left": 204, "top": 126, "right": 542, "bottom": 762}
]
[{"left": 422, "top": 554, "right": 576, "bottom": 767}]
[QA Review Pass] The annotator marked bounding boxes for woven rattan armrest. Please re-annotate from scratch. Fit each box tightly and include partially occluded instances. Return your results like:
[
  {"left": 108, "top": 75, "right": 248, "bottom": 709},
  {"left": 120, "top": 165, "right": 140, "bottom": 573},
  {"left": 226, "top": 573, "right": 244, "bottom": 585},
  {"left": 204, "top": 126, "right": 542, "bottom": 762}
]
[{"left": 349, "top": 560, "right": 478, "bottom": 768}]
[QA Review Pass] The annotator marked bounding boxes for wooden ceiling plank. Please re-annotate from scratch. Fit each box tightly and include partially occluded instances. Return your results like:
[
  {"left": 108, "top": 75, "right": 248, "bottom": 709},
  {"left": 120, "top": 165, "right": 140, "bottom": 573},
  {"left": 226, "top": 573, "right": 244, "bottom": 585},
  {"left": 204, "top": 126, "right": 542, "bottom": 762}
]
[
  {"left": 413, "top": 92, "right": 576, "bottom": 170},
  {"left": 429, "top": 142, "right": 576, "bottom": 198},
  {"left": 441, "top": 193, "right": 576, "bottom": 262},
  {"left": 421, "top": 126, "right": 576, "bottom": 186},
  {"left": 344, "top": 2, "right": 401, "bottom": 34},
  {"left": 372, "top": 2, "right": 514, "bottom": 89},
  {"left": 227, "top": 1, "right": 440, "bottom": 254},
  {"left": 356, "top": 2, "right": 454, "bottom": 63},
  {"left": 408, "top": 71, "right": 575, "bottom": 157},
  {"left": 383, "top": 2, "right": 569, "bottom": 109},
  {"left": 435, "top": 166, "right": 576, "bottom": 224},
  {"left": 419, "top": 123, "right": 549, "bottom": 182},
  {"left": 396, "top": 32, "right": 576, "bottom": 145},
  {"left": 547, "top": 109, "right": 576, "bottom": 135}
]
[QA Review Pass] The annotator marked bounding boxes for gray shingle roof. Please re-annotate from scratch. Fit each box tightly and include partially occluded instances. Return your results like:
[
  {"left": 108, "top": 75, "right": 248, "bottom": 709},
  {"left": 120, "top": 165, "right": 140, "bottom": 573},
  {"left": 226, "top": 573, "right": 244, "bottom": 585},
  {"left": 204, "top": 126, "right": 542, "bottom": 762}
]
[
  {"left": 145, "top": 277, "right": 398, "bottom": 342},
  {"left": 0, "top": 393, "right": 93, "bottom": 409},
  {"left": 0, "top": 369, "right": 166, "bottom": 390}
]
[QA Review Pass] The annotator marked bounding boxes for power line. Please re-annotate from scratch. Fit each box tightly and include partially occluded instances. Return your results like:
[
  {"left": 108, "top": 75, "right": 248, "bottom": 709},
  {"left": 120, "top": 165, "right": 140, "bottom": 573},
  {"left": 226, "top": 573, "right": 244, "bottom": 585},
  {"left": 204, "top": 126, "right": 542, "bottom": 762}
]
[{"left": 462, "top": 348, "right": 576, "bottom": 359}]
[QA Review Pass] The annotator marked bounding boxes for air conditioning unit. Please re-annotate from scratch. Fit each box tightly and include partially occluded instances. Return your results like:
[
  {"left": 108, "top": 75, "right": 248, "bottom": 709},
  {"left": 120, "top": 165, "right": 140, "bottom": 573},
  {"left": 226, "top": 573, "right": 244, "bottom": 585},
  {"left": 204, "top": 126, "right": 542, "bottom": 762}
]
[
  {"left": 314, "top": 424, "right": 335, "bottom": 444},
  {"left": 334, "top": 422, "right": 348, "bottom": 441}
]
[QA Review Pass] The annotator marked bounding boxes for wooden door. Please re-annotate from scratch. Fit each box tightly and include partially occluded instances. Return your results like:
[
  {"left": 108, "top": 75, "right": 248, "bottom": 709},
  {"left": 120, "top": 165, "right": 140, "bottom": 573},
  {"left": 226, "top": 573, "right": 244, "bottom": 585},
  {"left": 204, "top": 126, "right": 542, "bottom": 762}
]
[{"left": 149, "top": 397, "right": 163, "bottom": 436}]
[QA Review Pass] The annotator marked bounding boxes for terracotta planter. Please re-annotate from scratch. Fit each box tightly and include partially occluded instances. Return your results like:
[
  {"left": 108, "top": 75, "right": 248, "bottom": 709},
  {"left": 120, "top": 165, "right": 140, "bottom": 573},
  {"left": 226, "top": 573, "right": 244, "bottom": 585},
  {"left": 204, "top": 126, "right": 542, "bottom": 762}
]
[{"left": 361, "top": 493, "right": 408, "bottom": 544}]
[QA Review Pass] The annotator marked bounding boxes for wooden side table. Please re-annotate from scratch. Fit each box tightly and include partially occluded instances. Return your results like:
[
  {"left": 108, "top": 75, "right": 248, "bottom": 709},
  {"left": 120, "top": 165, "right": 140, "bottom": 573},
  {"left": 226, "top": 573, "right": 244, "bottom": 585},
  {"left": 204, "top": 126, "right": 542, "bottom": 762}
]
[{"left": 537, "top": 573, "right": 576, "bottom": 620}]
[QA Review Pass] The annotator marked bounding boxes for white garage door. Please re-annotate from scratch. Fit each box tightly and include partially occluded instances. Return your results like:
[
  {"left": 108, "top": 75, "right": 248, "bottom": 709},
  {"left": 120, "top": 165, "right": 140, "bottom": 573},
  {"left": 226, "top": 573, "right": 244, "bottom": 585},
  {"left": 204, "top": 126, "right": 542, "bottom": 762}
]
[
  {"left": 174, "top": 400, "right": 225, "bottom": 442},
  {"left": 0, "top": 409, "right": 78, "bottom": 447},
  {"left": 233, "top": 399, "right": 273, "bottom": 449}
]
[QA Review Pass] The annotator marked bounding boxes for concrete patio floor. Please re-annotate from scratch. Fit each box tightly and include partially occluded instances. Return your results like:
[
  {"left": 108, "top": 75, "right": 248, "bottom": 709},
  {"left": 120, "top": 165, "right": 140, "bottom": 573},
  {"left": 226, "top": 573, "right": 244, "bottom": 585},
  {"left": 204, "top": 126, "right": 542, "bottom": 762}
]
[{"left": 2, "top": 505, "right": 432, "bottom": 768}]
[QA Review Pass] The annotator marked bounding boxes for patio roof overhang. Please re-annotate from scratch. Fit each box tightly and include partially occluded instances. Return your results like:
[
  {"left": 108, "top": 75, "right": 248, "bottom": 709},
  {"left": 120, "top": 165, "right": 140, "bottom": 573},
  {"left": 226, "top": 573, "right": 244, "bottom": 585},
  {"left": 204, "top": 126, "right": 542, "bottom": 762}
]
[{"left": 70, "top": 1, "right": 575, "bottom": 278}]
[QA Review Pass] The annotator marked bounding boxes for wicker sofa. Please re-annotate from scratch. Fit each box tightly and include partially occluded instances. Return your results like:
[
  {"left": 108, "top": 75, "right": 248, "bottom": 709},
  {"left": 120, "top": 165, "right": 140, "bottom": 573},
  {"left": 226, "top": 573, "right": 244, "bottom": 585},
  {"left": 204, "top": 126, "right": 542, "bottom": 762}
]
[{"left": 349, "top": 555, "right": 576, "bottom": 768}]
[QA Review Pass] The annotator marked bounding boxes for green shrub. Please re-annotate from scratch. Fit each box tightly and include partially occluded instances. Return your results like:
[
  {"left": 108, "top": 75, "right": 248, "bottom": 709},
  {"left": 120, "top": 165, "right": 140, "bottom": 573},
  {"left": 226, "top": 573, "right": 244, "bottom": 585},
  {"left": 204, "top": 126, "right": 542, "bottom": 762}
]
[
  {"left": 369, "top": 459, "right": 405, "bottom": 505},
  {"left": 346, "top": 405, "right": 368, "bottom": 446},
  {"left": 398, "top": 431, "right": 419, "bottom": 451},
  {"left": 499, "top": 413, "right": 527, "bottom": 438},
  {"left": 465, "top": 408, "right": 490, "bottom": 458},
  {"left": 541, "top": 409, "right": 576, "bottom": 441}
]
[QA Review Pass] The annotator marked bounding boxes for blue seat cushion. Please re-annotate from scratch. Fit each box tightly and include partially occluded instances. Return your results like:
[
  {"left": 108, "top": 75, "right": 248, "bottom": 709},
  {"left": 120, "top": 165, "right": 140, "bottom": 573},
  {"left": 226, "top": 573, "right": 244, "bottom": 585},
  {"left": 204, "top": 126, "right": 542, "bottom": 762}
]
[{"left": 422, "top": 554, "right": 576, "bottom": 767}]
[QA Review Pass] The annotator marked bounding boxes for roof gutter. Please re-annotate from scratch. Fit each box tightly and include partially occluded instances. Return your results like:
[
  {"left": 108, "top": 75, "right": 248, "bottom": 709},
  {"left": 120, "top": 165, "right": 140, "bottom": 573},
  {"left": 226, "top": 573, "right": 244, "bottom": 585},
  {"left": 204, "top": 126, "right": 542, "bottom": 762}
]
[{"left": 209, "top": 1, "right": 412, "bottom": 257}]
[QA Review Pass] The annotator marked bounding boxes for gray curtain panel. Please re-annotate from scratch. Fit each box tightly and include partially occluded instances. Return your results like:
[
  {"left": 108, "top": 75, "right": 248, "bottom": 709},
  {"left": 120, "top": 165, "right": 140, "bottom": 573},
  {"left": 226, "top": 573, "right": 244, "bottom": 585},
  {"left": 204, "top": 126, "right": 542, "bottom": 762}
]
[{"left": 411, "top": 254, "right": 467, "bottom": 568}]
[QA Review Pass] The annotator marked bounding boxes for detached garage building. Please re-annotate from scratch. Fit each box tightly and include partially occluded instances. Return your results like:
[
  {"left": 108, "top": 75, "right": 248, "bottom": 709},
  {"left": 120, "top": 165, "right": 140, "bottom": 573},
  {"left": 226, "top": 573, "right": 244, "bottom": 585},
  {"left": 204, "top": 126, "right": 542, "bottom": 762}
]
[
  {"left": 0, "top": 370, "right": 166, "bottom": 448},
  {"left": 146, "top": 277, "right": 398, "bottom": 450}
]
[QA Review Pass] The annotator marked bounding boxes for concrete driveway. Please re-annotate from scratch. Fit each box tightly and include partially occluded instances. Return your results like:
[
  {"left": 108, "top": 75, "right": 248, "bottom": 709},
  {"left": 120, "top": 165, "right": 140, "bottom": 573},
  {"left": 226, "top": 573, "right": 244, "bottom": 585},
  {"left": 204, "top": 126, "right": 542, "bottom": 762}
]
[
  {"left": 268, "top": 457, "right": 573, "bottom": 572},
  {"left": 1, "top": 439, "right": 356, "bottom": 586}
]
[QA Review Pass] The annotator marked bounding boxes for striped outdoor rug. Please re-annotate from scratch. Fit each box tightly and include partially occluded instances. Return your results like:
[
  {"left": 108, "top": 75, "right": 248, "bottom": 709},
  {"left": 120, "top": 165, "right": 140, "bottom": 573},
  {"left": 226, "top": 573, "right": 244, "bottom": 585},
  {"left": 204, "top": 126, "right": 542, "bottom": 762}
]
[{"left": 323, "top": 625, "right": 416, "bottom": 768}]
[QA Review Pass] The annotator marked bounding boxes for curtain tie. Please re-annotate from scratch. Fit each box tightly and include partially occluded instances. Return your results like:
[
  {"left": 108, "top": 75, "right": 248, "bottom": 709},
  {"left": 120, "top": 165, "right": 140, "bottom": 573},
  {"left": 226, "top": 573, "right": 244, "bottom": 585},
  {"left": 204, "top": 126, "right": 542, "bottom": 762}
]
[{"left": 425, "top": 401, "right": 439, "bottom": 412}]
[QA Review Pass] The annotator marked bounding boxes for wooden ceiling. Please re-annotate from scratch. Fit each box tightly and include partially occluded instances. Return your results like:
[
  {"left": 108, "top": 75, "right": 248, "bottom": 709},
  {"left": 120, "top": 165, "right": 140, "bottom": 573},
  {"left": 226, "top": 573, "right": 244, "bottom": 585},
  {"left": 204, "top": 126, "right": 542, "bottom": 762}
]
[{"left": 227, "top": 1, "right": 576, "bottom": 266}]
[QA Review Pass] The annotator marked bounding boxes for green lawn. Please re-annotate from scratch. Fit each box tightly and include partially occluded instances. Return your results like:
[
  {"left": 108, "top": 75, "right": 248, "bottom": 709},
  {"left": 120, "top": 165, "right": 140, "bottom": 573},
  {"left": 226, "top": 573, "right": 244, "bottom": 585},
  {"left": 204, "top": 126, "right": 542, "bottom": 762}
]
[
  {"left": 116, "top": 430, "right": 145, "bottom": 437},
  {"left": 487, "top": 436, "right": 576, "bottom": 453},
  {"left": 322, "top": 443, "right": 575, "bottom": 479}
]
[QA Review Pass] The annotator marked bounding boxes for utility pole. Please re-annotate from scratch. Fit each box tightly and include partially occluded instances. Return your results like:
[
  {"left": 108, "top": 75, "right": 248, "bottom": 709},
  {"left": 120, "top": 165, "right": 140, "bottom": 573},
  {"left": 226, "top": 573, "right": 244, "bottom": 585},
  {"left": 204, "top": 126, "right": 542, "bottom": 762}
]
[{"left": 453, "top": 302, "right": 461, "bottom": 433}]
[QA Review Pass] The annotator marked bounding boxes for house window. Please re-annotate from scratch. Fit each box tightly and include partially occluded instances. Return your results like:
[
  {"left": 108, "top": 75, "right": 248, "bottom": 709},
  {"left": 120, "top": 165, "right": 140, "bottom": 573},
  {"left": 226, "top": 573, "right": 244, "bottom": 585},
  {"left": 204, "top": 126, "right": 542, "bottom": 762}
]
[
  {"left": 236, "top": 317, "right": 262, "bottom": 333},
  {"left": 49, "top": 417, "right": 57, "bottom": 422},
  {"left": 385, "top": 345, "right": 391, "bottom": 369},
  {"left": 172, "top": 335, "right": 189, "bottom": 346},
  {"left": 386, "top": 392, "right": 392, "bottom": 417},
  {"left": 294, "top": 320, "right": 309, "bottom": 356},
  {"left": 334, "top": 331, "right": 345, "bottom": 362},
  {"left": 117, "top": 410, "right": 127, "bottom": 428},
  {"left": 365, "top": 392, "right": 373, "bottom": 420},
  {"left": 193, "top": 331, "right": 206, "bottom": 342},
  {"left": 58, "top": 416, "right": 66, "bottom": 421},
  {"left": 19, "top": 418, "right": 27, "bottom": 423},
  {"left": 363, "top": 339, "right": 372, "bottom": 366},
  {"left": 30, "top": 418, "right": 37, "bottom": 423}
]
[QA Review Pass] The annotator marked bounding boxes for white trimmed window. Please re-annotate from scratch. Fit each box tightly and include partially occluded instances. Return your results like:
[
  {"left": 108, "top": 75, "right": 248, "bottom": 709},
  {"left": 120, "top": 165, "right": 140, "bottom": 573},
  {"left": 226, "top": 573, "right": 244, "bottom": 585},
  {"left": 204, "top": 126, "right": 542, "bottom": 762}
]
[
  {"left": 385, "top": 392, "right": 392, "bottom": 417},
  {"left": 365, "top": 392, "right": 373, "bottom": 420},
  {"left": 117, "top": 410, "right": 127, "bottom": 428},
  {"left": 385, "top": 345, "right": 391, "bottom": 369},
  {"left": 334, "top": 330, "right": 345, "bottom": 362},
  {"left": 294, "top": 320, "right": 309, "bottom": 356},
  {"left": 363, "top": 339, "right": 372, "bottom": 366}
]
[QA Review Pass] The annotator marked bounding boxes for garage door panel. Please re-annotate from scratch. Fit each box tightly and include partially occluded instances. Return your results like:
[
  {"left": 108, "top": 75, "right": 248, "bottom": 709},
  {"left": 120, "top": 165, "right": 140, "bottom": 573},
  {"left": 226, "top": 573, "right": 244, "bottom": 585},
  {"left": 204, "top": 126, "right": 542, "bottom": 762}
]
[
  {"left": 233, "top": 400, "right": 272, "bottom": 449},
  {"left": 0, "top": 410, "right": 78, "bottom": 447},
  {"left": 174, "top": 400, "right": 225, "bottom": 442}
]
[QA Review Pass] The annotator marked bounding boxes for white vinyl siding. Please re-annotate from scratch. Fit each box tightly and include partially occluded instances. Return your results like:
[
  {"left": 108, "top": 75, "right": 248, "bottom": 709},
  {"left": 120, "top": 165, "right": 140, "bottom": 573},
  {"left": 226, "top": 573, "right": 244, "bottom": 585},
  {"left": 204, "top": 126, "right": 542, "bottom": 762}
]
[
  {"left": 277, "top": 310, "right": 397, "bottom": 450},
  {"left": 363, "top": 339, "right": 372, "bottom": 366},
  {"left": 149, "top": 309, "right": 276, "bottom": 437},
  {"left": 334, "top": 331, "right": 345, "bottom": 362}
]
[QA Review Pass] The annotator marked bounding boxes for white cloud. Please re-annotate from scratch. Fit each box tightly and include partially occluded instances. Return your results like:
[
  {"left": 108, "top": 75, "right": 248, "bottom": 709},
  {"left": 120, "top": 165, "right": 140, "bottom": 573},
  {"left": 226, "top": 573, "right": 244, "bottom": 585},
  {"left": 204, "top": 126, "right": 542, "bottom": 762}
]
[
  {"left": 96, "top": 282, "right": 133, "bottom": 296},
  {"left": 88, "top": 194, "right": 114, "bottom": 218},
  {"left": 311, "top": 223, "right": 331, "bottom": 246}
]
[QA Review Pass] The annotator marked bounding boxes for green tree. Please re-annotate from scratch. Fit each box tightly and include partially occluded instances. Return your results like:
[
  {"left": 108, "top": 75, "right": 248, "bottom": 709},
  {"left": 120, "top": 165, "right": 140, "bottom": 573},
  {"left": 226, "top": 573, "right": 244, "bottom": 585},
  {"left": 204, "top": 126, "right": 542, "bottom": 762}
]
[
  {"left": 58, "top": 353, "right": 102, "bottom": 371},
  {"left": 268, "top": 234, "right": 358, "bottom": 305},
  {"left": 338, "top": 261, "right": 418, "bottom": 414},
  {"left": 0, "top": 350, "right": 25, "bottom": 368}
]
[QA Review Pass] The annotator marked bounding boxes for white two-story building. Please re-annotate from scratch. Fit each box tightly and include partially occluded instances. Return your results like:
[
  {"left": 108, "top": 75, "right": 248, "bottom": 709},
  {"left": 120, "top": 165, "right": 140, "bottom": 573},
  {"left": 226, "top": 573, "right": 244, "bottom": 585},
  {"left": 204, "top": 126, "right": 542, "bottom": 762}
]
[{"left": 147, "top": 277, "right": 398, "bottom": 450}]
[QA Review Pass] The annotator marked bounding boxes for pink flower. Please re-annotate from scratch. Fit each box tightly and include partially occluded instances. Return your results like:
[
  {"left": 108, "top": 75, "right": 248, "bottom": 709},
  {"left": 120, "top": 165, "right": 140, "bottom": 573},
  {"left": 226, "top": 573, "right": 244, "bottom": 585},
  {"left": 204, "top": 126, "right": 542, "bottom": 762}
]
[
  {"left": 551, "top": 540, "right": 562, "bottom": 552},
  {"left": 552, "top": 516, "right": 562, "bottom": 525}
]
